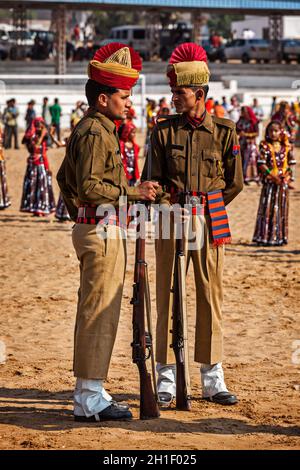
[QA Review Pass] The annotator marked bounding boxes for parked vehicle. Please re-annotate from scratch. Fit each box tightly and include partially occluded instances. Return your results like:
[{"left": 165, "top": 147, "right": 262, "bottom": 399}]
[
  {"left": 107, "top": 25, "right": 151, "bottom": 60},
  {"left": 8, "top": 30, "right": 34, "bottom": 59},
  {"left": 282, "top": 39, "right": 300, "bottom": 63},
  {"left": 224, "top": 38, "right": 278, "bottom": 63},
  {"left": 29, "top": 30, "right": 54, "bottom": 60},
  {"left": 0, "top": 42, "right": 8, "bottom": 60},
  {"left": 201, "top": 39, "right": 226, "bottom": 62},
  {"left": 159, "top": 23, "right": 192, "bottom": 61}
]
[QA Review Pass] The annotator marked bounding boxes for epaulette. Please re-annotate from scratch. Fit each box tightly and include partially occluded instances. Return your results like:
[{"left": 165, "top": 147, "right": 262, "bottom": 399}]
[
  {"left": 212, "top": 116, "right": 235, "bottom": 129},
  {"left": 76, "top": 116, "right": 101, "bottom": 136}
]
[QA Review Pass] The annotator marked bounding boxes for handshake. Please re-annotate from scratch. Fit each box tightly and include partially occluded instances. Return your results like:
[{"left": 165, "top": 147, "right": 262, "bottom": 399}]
[{"left": 136, "top": 181, "right": 161, "bottom": 202}]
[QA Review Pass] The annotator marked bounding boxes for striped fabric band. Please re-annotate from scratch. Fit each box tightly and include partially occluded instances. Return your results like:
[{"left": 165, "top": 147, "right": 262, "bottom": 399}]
[
  {"left": 207, "top": 190, "right": 231, "bottom": 247},
  {"left": 76, "top": 203, "right": 128, "bottom": 228}
]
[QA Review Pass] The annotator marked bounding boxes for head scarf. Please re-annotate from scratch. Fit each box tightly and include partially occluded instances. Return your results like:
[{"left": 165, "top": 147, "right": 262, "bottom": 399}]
[
  {"left": 24, "top": 117, "right": 45, "bottom": 140},
  {"left": 243, "top": 106, "right": 258, "bottom": 125},
  {"left": 120, "top": 122, "right": 136, "bottom": 142}
]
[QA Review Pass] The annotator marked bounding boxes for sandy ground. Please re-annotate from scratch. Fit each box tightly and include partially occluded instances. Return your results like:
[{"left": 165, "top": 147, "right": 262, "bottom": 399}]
[{"left": 0, "top": 134, "right": 299, "bottom": 450}]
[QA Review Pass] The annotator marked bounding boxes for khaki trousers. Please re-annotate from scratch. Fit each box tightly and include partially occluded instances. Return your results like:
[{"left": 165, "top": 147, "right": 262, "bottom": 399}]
[
  {"left": 72, "top": 223, "right": 126, "bottom": 379},
  {"left": 155, "top": 214, "right": 224, "bottom": 365}
]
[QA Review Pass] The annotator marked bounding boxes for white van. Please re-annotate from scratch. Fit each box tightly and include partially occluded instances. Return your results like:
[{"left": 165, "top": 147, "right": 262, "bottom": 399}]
[
  {"left": 107, "top": 25, "right": 151, "bottom": 60},
  {"left": 224, "top": 39, "right": 278, "bottom": 63}
]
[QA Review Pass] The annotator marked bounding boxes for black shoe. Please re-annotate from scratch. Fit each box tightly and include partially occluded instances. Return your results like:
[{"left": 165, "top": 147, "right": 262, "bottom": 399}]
[
  {"left": 203, "top": 391, "right": 238, "bottom": 406},
  {"left": 74, "top": 403, "right": 133, "bottom": 422},
  {"left": 158, "top": 392, "right": 174, "bottom": 408}
]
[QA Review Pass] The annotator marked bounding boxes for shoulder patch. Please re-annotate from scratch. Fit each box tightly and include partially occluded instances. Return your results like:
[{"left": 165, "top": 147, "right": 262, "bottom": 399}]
[
  {"left": 212, "top": 116, "right": 235, "bottom": 130},
  {"left": 232, "top": 144, "right": 240, "bottom": 156}
]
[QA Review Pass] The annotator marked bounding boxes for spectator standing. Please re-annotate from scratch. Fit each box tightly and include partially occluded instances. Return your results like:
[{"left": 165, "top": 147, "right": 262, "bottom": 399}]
[
  {"left": 214, "top": 101, "right": 225, "bottom": 118},
  {"left": 252, "top": 98, "right": 264, "bottom": 140},
  {"left": 50, "top": 98, "right": 62, "bottom": 141},
  {"left": 3, "top": 99, "right": 19, "bottom": 149},
  {"left": 42, "top": 97, "right": 52, "bottom": 146},
  {"left": 25, "top": 100, "right": 36, "bottom": 130},
  {"left": 228, "top": 96, "right": 241, "bottom": 123}
]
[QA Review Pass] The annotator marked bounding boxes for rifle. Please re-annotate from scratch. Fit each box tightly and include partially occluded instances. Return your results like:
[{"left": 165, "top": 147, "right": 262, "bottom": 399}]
[
  {"left": 131, "top": 141, "right": 160, "bottom": 420},
  {"left": 171, "top": 196, "right": 191, "bottom": 411}
]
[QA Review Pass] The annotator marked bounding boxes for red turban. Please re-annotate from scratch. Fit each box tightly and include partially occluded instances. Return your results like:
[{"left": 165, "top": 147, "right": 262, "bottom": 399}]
[
  {"left": 167, "top": 42, "right": 210, "bottom": 88},
  {"left": 88, "top": 42, "right": 142, "bottom": 90}
]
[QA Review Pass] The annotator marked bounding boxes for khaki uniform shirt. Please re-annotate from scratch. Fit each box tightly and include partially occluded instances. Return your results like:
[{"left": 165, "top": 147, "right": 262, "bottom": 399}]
[
  {"left": 57, "top": 109, "right": 140, "bottom": 221},
  {"left": 143, "top": 112, "right": 243, "bottom": 206}
]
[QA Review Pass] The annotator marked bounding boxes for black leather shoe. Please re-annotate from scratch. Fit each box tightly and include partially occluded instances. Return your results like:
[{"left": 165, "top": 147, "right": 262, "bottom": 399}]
[
  {"left": 74, "top": 402, "right": 133, "bottom": 422},
  {"left": 203, "top": 391, "right": 238, "bottom": 405},
  {"left": 158, "top": 392, "right": 174, "bottom": 408}
]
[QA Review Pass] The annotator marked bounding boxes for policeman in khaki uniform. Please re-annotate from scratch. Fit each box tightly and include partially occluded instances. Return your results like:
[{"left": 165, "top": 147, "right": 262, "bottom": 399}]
[
  {"left": 57, "top": 43, "right": 158, "bottom": 422},
  {"left": 142, "top": 43, "right": 243, "bottom": 407}
]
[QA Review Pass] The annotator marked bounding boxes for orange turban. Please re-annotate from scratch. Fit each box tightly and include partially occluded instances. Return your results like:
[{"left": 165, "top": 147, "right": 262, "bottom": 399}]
[{"left": 88, "top": 42, "right": 142, "bottom": 90}]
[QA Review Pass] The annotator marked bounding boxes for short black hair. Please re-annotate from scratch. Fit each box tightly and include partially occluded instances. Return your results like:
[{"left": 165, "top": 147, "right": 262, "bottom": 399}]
[
  {"left": 85, "top": 79, "right": 119, "bottom": 107},
  {"left": 190, "top": 85, "right": 209, "bottom": 100}
]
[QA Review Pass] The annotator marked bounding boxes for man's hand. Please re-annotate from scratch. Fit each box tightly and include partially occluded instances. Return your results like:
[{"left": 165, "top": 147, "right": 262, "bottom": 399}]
[{"left": 136, "top": 181, "right": 159, "bottom": 201}]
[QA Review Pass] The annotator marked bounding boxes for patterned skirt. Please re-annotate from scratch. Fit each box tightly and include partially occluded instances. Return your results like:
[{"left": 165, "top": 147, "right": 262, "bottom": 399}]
[
  {"left": 55, "top": 193, "right": 70, "bottom": 221},
  {"left": 243, "top": 142, "right": 260, "bottom": 183},
  {"left": 0, "top": 160, "right": 11, "bottom": 209},
  {"left": 253, "top": 181, "right": 289, "bottom": 246},
  {"left": 20, "top": 162, "right": 56, "bottom": 216}
]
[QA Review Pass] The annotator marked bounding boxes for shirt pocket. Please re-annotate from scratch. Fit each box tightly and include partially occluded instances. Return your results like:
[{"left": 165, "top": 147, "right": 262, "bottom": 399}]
[
  {"left": 167, "top": 144, "right": 186, "bottom": 177},
  {"left": 202, "top": 149, "right": 223, "bottom": 178}
]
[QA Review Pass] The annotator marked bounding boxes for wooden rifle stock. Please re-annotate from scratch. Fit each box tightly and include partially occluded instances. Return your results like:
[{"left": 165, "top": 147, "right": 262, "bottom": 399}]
[{"left": 131, "top": 219, "right": 160, "bottom": 420}]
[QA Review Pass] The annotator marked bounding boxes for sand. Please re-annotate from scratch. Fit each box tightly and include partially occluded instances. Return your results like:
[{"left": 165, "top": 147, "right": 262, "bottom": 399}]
[{"left": 0, "top": 136, "right": 299, "bottom": 450}]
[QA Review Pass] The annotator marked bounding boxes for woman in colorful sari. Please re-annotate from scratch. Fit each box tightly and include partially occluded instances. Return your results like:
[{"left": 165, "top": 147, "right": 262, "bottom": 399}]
[
  {"left": 236, "top": 106, "right": 259, "bottom": 184},
  {"left": 272, "top": 101, "right": 298, "bottom": 149},
  {"left": 20, "top": 117, "right": 56, "bottom": 216},
  {"left": 253, "top": 120, "right": 296, "bottom": 246}
]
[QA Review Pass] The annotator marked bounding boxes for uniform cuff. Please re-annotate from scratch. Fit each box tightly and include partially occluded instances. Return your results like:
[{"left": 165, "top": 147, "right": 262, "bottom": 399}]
[{"left": 126, "top": 186, "right": 141, "bottom": 201}]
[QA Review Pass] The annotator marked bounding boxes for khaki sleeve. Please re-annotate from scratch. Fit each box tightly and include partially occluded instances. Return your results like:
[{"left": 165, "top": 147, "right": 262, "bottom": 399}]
[
  {"left": 141, "top": 126, "right": 170, "bottom": 205},
  {"left": 56, "top": 158, "right": 78, "bottom": 222},
  {"left": 124, "top": 185, "right": 141, "bottom": 201},
  {"left": 222, "top": 127, "right": 243, "bottom": 206},
  {"left": 75, "top": 132, "right": 121, "bottom": 204}
]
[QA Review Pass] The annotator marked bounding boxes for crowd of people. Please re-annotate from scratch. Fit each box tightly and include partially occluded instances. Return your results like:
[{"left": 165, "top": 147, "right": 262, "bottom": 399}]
[{"left": 0, "top": 87, "right": 298, "bottom": 246}]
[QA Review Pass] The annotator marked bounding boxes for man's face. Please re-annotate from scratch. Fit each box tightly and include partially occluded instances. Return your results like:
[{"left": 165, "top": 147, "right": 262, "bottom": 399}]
[
  {"left": 171, "top": 87, "right": 198, "bottom": 113},
  {"left": 105, "top": 89, "right": 132, "bottom": 120}
]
